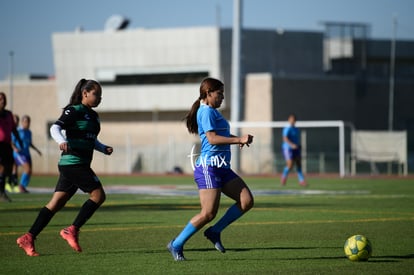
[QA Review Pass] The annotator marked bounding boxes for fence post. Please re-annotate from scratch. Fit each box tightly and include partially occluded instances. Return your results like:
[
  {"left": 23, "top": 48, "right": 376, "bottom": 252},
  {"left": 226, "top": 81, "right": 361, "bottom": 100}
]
[
  {"left": 319, "top": 152, "right": 325, "bottom": 174},
  {"left": 301, "top": 130, "right": 307, "bottom": 174}
]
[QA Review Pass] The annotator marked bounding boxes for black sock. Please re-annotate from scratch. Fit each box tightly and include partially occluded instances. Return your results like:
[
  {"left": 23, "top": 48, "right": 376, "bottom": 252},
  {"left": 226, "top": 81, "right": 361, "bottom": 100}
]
[
  {"left": 10, "top": 173, "right": 18, "bottom": 186},
  {"left": 29, "top": 207, "right": 55, "bottom": 237},
  {"left": 0, "top": 174, "right": 5, "bottom": 193},
  {"left": 72, "top": 199, "right": 100, "bottom": 229}
]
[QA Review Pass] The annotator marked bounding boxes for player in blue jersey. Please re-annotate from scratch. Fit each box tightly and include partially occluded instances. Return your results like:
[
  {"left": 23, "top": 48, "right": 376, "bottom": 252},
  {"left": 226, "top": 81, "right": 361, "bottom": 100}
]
[
  {"left": 11, "top": 115, "right": 42, "bottom": 193},
  {"left": 281, "top": 114, "right": 306, "bottom": 186},
  {"left": 167, "top": 77, "right": 254, "bottom": 261}
]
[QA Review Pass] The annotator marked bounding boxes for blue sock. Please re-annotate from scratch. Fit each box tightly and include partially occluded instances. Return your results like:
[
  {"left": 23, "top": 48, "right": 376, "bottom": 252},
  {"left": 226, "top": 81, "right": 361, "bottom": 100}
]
[
  {"left": 21, "top": 173, "right": 30, "bottom": 188},
  {"left": 172, "top": 222, "right": 198, "bottom": 249},
  {"left": 211, "top": 204, "right": 243, "bottom": 233},
  {"left": 297, "top": 167, "right": 305, "bottom": 182},
  {"left": 282, "top": 166, "right": 290, "bottom": 179}
]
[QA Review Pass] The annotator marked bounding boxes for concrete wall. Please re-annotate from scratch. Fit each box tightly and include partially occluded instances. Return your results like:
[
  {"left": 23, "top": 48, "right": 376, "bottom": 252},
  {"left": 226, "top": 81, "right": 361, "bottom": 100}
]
[
  {"left": 241, "top": 73, "right": 274, "bottom": 173},
  {"left": 0, "top": 80, "right": 60, "bottom": 173},
  {"left": 94, "top": 121, "right": 198, "bottom": 174},
  {"left": 0, "top": 76, "right": 279, "bottom": 175},
  {"left": 0, "top": 79, "right": 201, "bottom": 174}
]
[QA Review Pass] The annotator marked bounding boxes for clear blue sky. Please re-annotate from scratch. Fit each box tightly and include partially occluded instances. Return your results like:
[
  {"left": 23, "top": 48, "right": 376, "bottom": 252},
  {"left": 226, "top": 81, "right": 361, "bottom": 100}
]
[{"left": 1, "top": 0, "right": 413, "bottom": 80}]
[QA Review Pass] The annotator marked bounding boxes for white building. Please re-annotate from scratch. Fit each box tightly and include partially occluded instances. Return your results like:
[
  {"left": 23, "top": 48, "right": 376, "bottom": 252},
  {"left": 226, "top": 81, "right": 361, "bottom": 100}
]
[{"left": 52, "top": 27, "right": 223, "bottom": 112}]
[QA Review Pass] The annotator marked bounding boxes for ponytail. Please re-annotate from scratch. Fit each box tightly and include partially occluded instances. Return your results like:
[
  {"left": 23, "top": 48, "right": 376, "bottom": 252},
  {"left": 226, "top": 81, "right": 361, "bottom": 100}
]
[
  {"left": 185, "top": 99, "right": 201, "bottom": 134},
  {"left": 184, "top": 77, "right": 224, "bottom": 134},
  {"left": 65, "top": 78, "right": 101, "bottom": 108}
]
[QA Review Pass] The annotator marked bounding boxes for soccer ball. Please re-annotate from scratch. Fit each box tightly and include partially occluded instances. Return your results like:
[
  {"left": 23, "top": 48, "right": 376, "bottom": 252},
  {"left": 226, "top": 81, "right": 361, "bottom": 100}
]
[{"left": 344, "top": 235, "right": 372, "bottom": 261}]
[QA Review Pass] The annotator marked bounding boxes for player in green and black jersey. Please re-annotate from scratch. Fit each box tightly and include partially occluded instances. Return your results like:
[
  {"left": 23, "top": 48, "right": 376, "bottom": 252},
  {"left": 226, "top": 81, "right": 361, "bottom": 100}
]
[{"left": 17, "top": 79, "right": 113, "bottom": 256}]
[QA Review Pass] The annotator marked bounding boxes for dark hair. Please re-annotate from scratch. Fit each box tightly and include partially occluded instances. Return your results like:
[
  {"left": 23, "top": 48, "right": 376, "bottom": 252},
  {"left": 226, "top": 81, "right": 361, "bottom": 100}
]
[
  {"left": 185, "top": 77, "right": 224, "bottom": 134},
  {"left": 21, "top": 114, "right": 30, "bottom": 123},
  {"left": 288, "top": 113, "right": 297, "bottom": 120},
  {"left": 65, "top": 79, "right": 101, "bottom": 108},
  {"left": 0, "top": 92, "right": 7, "bottom": 106}
]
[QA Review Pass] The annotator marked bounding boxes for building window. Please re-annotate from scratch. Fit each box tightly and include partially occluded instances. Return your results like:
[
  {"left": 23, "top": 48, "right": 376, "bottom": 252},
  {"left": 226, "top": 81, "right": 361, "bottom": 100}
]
[{"left": 101, "top": 72, "right": 209, "bottom": 85}]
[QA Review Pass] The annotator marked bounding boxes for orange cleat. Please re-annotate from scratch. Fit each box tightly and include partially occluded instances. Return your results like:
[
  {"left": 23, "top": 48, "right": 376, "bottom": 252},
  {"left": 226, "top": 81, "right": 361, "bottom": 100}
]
[
  {"left": 17, "top": 233, "right": 39, "bottom": 256},
  {"left": 60, "top": 225, "right": 82, "bottom": 252}
]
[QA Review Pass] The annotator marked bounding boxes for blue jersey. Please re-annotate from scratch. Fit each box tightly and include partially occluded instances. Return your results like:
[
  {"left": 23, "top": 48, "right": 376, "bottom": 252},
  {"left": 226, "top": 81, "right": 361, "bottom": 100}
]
[
  {"left": 196, "top": 103, "right": 231, "bottom": 169},
  {"left": 282, "top": 124, "right": 300, "bottom": 150},
  {"left": 12, "top": 127, "right": 32, "bottom": 157}
]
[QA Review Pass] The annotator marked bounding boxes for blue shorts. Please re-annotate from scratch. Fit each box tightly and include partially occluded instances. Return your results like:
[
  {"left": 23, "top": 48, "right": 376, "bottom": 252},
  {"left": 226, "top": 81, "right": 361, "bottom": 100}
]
[
  {"left": 194, "top": 166, "right": 239, "bottom": 189},
  {"left": 283, "top": 148, "right": 301, "bottom": 160},
  {"left": 13, "top": 152, "right": 31, "bottom": 166}
]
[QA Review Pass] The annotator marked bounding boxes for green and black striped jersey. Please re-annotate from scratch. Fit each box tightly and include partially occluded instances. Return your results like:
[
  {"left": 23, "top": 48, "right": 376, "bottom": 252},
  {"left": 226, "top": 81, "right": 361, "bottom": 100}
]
[{"left": 55, "top": 104, "right": 100, "bottom": 166}]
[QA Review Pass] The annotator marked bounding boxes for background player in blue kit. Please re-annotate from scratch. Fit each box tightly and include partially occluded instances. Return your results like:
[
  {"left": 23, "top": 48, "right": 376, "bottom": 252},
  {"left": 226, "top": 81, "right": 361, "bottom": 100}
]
[
  {"left": 167, "top": 77, "right": 254, "bottom": 261},
  {"left": 281, "top": 114, "right": 307, "bottom": 186},
  {"left": 11, "top": 115, "right": 42, "bottom": 193}
]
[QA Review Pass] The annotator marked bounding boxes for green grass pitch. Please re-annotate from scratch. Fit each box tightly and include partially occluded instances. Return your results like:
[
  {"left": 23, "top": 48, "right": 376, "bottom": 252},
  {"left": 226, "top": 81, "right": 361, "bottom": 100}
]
[{"left": 1, "top": 175, "right": 413, "bottom": 274}]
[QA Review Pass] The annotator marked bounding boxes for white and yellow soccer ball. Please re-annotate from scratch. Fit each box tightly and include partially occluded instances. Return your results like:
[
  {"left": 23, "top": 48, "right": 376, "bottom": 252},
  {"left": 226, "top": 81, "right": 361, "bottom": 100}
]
[{"left": 344, "top": 234, "right": 372, "bottom": 261}]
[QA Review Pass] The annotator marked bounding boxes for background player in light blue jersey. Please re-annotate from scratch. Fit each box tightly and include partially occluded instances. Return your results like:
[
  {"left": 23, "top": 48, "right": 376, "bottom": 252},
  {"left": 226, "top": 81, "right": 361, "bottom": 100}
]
[
  {"left": 11, "top": 115, "right": 42, "bottom": 193},
  {"left": 167, "top": 77, "right": 254, "bottom": 261},
  {"left": 281, "top": 114, "right": 307, "bottom": 186}
]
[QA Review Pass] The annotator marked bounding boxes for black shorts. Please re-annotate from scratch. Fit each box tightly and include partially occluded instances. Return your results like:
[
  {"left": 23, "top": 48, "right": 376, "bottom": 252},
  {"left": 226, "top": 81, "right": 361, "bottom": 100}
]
[
  {"left": 0, "top": 142, "right": 14, "bottom": 175},
  {"left": 55, "top": 164, "right": 102, "bottom": 197}
]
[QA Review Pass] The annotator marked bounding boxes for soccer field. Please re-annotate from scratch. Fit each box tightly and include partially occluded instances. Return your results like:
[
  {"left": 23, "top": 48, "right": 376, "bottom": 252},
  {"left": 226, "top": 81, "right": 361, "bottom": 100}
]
[{"left": 1, "top": 175, "right": 413, "bottom": 274}]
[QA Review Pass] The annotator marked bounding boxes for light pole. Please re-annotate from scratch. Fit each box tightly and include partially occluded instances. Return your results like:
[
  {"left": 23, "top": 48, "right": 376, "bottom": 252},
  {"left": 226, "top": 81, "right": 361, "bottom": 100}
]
[
  {"left": 388, "top": 15, "right": 397, "bottom": 131},
  {"left": 231, "top": 0, "right": 242, "bottom": 171},
  {"left": 9, "top": 51, "right": 14, "bottom": 111}
]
